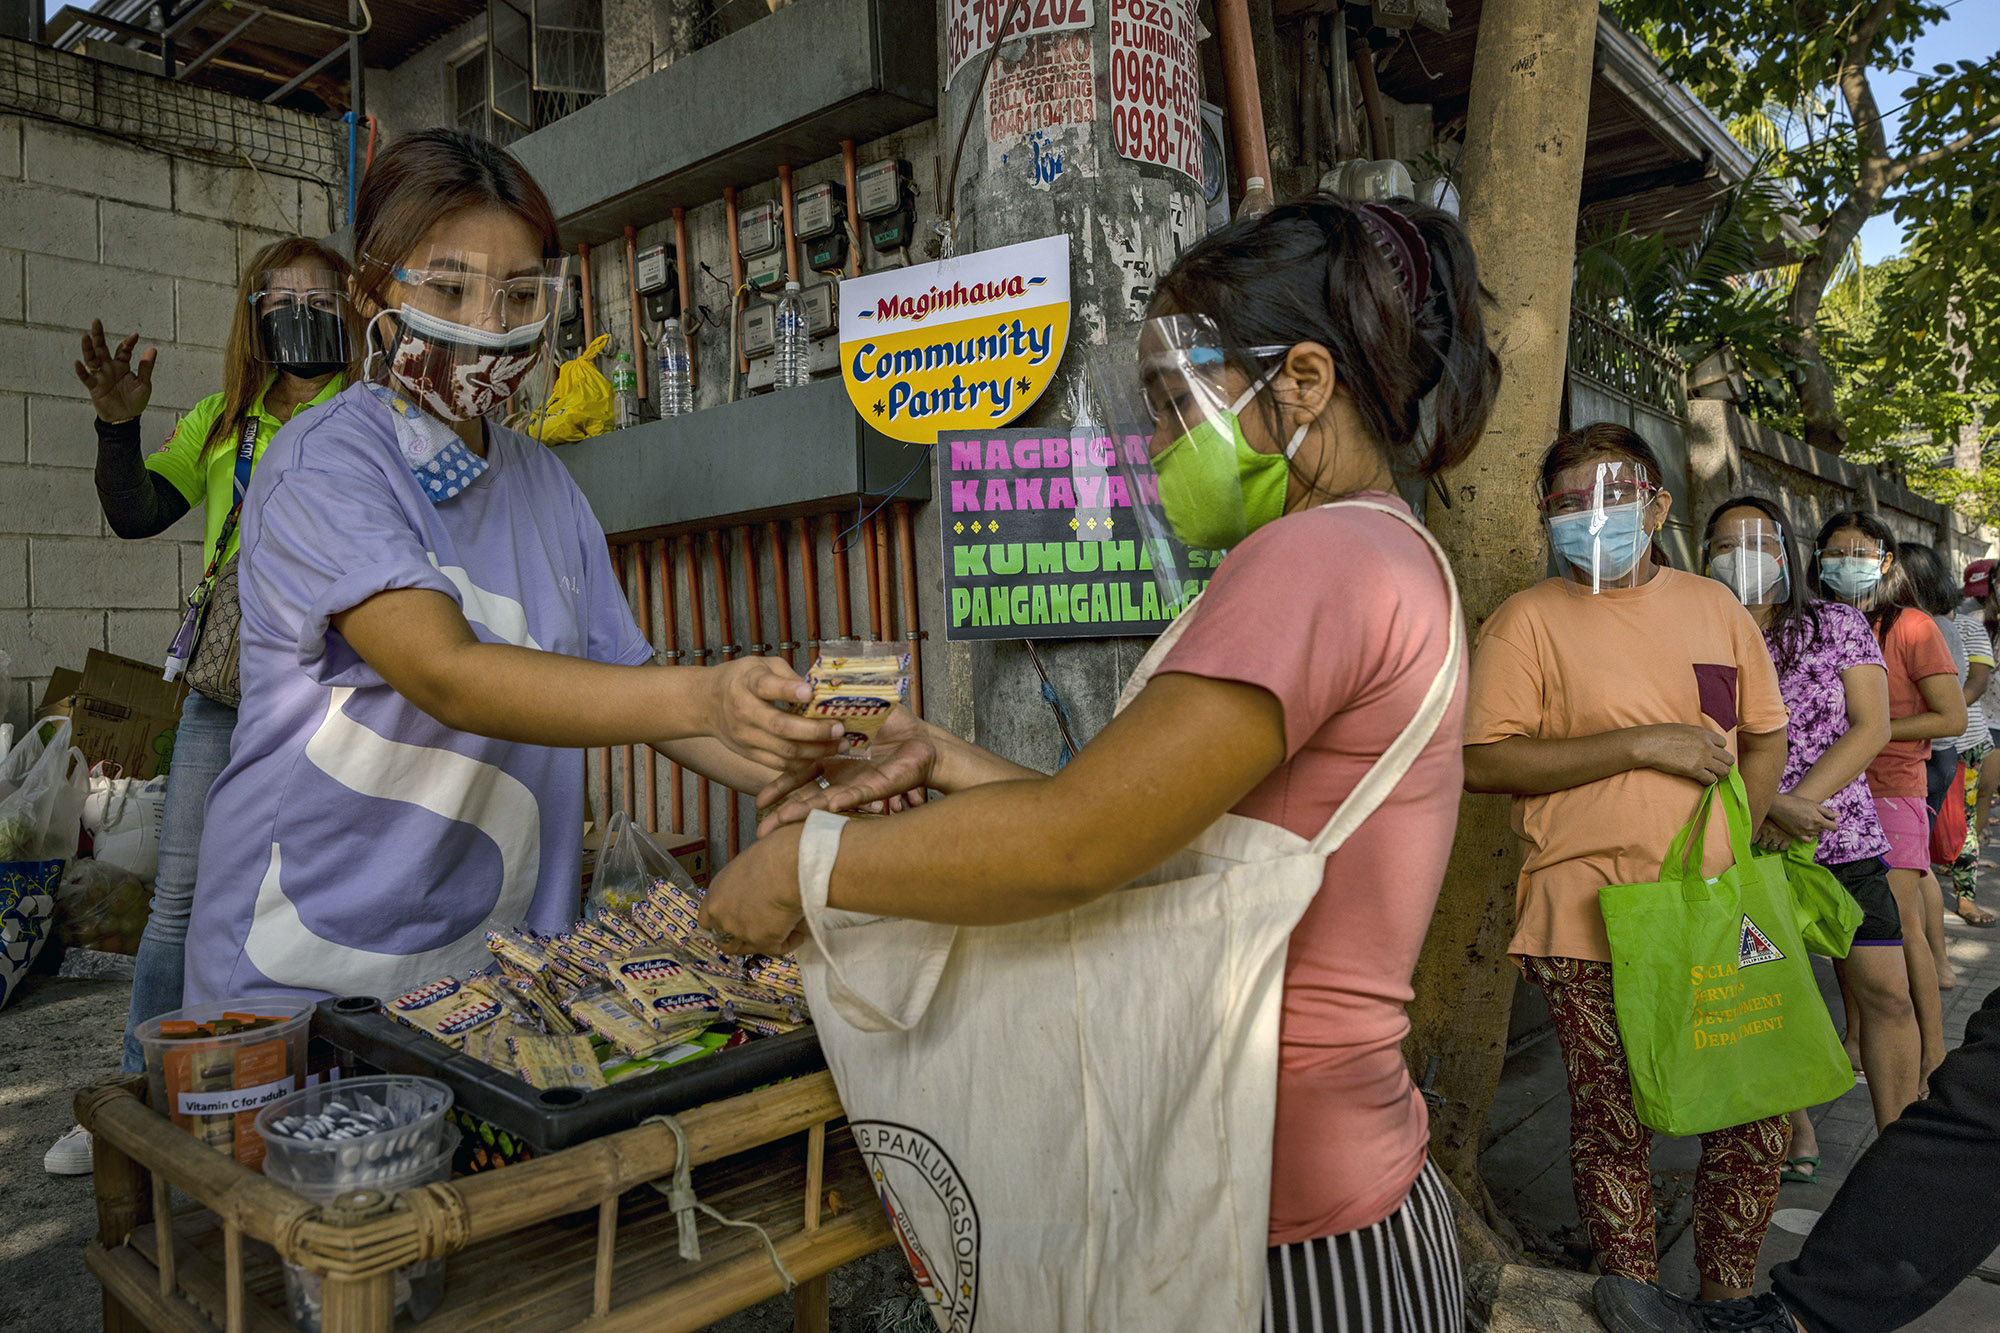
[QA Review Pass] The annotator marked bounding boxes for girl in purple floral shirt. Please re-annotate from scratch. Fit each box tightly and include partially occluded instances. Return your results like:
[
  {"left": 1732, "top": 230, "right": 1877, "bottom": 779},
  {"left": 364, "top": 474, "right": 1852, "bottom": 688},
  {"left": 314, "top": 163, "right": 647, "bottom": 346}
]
[{"left": 1703, "top": 497, "right": 1921, "bottom": 1157}]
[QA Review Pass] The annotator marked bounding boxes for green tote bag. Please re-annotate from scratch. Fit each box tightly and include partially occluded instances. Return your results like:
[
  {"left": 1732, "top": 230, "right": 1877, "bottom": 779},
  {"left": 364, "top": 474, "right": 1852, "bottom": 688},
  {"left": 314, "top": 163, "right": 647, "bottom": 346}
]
[
  {"left": 1755, "top": 836, "right": 1863, "bottom": 959},
  {"left": 1598, "top": 768, "right": 1854, "bottom": 1137}
]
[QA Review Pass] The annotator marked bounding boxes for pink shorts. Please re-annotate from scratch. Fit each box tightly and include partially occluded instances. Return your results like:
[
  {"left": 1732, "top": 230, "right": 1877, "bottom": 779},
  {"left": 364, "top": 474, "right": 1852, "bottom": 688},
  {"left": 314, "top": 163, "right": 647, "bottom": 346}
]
[{"left": 1874, "top": 796, "right": 1931, "bottom": 872}]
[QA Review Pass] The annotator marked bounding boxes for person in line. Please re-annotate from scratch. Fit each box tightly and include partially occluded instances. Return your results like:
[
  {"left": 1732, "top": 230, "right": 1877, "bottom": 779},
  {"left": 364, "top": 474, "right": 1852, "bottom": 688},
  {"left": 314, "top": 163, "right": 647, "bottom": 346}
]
[
  {"left": 705, "top": 194, "right": 1502, "bottom": 1331},
  {"left": 180, "top": 129, "right": 843, "bottom": 1006},
  {"left": 1461, "top": 426, "right": 1792, "bottom": 1307},
  {"left": 1969, "top": 559, "right": 2000, "bottom": 860},
  {"left": 1597, "top": 978, "right": 2000, "bottom": 1332},
  {"left": 1816, "top": 518, "right": 1961, "bottom": 1087},
  {"left": 1699, "top": 497, "right": 1915, "bottom": 1184},
  {"left": 1942, "top": 559, "right": 1997, "bottom": 927},
  {"left": 1893, "top": 542, "right": 1972, "bottom": 997},
  {"left": 44, "top": 237, "right": 359, "bottom": 1178}
]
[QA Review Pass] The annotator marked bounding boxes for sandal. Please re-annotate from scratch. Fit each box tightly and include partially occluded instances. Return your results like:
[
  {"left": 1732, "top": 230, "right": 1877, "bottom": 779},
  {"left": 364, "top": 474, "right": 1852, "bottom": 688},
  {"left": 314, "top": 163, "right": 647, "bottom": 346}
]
[
  {"left": 1780, "top": 1156, "right": 1820, "bottom": 1184},
  {"left": 1954, "top": 897, "right": 1999, "bottom": 928}
]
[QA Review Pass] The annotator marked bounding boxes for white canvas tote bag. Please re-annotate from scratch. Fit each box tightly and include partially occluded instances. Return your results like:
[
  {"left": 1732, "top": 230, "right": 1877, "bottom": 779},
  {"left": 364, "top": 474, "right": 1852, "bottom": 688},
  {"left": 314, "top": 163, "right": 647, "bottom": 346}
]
[{"left": 797, "top": 501, "right": 1462, "bottom": 1332}]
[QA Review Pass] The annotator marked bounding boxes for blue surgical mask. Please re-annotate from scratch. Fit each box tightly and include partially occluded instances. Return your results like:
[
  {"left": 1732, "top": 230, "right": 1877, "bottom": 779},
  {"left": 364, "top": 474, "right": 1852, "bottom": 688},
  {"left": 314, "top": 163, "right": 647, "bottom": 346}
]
[
  {"left": 1820, "top": 556, "right": 1884, "bottom": 601},
  {"left": 1548, "top": 502, "right": 1651, "bottom": 584}
]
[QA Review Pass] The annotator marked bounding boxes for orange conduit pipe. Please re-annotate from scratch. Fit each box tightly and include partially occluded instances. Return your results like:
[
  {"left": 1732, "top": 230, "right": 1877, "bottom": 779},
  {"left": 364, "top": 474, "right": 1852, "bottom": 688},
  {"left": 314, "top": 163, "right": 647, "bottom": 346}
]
[
  {"left": 841, "top": 139, "right": 864, "bottom": 278},
  {"left": 859, "top": 514, "right": 884, "bottom": 640},
  {"left": 831, "top": 521, "right": 854, "bottom": 639},
  {"left": 798, "top": 517, "right": 823, "bottom": 656},
  {"left": 681, "top": 535, "right": 710, "bottom": 849},
  {"left": 673, "top": 206, "right": 695, "bottom": 388},
  {"left": 1212, "top": 0, "right": 1274, "bottom": 198},
  {"left": 740, "top": 527, "right": 765, "bottom": 656},
  {"left": 777, "top": 164, "right": 801, "bottom": 285},
  {"left": 768, "top": 521, "right": 794, "bottom": 665},
  {"left": 894, "top": 501, "right": 924, "bottom": 719},
  {"left": 633, "top": 541, "right": 656, "bottom": 831},
  {"left": 872, "top": 512, "right": 894, "bottom": 642},
  {"left": 708, "top": 531, "right": 741, "bottom": 853},
  {"left": 623, "top": 223, "right": 648, "bottom": 400},
  {"left": 578, "top": 243, "right": 597, "bottom": 343},
  {"left": 723, "top": 187, "right": 747, "bottom": 376},
  {"left": 658, "top": 539, "right": 684, "bottom": 831}
]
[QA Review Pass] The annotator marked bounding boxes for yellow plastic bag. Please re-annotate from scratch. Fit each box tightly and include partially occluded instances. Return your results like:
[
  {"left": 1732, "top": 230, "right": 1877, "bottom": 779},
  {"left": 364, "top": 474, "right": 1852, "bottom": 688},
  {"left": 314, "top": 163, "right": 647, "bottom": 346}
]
[{"left": 521, "top": 334, "right": 615, "bottom": 445}]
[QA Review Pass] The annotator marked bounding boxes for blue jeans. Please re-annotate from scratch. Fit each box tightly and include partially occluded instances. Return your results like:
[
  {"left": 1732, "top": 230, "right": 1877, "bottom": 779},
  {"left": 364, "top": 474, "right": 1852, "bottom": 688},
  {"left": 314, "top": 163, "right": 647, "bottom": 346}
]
[{"left": 119, "top": 692, "right": 237, "bottom": 1073}]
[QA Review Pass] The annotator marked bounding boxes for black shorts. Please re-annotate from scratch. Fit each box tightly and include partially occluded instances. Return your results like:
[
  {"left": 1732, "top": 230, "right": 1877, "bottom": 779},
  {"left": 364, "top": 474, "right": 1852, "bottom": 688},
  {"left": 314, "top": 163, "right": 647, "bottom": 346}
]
[{"left": 1829, "top": 856, "right": 1904, "bottom": 944}]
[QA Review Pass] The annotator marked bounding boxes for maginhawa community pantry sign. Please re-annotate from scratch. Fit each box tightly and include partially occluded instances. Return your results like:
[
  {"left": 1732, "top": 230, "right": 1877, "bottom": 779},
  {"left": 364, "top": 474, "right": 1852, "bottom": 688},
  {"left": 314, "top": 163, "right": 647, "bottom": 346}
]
[
  {"left": 942, "top": 427, "right": 1224, "bottom": 640},
  {"left": 839, "top": 235, "right": 1070, "bottom": 444}
]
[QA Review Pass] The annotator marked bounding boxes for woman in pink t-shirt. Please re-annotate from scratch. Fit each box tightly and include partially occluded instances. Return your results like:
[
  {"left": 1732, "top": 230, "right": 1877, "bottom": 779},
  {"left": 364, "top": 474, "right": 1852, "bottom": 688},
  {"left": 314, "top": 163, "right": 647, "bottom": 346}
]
[{"left": 705, "top": 196, "right": 1499, "bottom": 1332}]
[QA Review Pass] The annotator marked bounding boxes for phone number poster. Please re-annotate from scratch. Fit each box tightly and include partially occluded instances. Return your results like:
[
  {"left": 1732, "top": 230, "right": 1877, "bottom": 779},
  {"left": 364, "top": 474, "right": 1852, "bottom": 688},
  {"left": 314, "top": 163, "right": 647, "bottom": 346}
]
[
  {"left": 1109, "top": 0, "right": 1201, "bottom": 181},
  {"left": 941, "top": 428, "right": 1222, "bottom": 641}
]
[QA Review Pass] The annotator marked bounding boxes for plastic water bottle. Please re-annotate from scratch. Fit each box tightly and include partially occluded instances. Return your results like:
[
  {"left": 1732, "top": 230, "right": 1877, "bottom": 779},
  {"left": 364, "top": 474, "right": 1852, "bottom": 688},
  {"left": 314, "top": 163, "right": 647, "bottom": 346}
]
[
  {"left": 612, "top": 351, "right": 639, "bottom": 427},
  {"left": 774, "top": 281, "right": 810, "bottom": 390},
  {"left": 657, "top": 318, "right": 693, "bottom": 416}
]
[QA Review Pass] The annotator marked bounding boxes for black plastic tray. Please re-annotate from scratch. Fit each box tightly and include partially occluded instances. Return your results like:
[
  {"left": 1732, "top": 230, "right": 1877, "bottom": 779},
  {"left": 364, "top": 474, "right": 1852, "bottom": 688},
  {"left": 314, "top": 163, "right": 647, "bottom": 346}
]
[{"left": 313, "top": 996, "right": 827, "bottom": 1155}]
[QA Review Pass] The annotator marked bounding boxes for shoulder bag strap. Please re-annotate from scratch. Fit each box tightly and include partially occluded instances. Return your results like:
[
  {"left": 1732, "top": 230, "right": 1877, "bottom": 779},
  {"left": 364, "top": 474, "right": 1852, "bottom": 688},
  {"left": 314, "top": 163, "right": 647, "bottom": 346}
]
[{"left": 1302, "top": 499, "right": 1465, "bottom": 858}]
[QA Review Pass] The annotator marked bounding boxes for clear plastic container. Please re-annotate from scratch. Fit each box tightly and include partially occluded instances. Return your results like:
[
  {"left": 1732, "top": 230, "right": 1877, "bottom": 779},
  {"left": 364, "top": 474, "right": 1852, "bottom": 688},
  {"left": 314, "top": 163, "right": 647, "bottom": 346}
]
[
  {"left": 657, "top": 318, "right": 693, "bottom": 416},
  {"left": 135, "top": 996, "right": 314, "bottom": 1171},
  {"left": 267, "top": 1124, "right": 459, "bottom": 1331},
  {"left": 773, "top": 281, "right": 810, "bottom": 390},
  {"left": 255, "top": 1074, "right": 455, "bottom": 1191}
]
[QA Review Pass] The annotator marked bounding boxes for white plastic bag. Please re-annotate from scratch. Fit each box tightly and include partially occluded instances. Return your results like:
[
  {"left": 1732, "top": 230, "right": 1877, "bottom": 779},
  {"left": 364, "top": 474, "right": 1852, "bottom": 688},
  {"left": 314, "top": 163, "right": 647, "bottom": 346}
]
[
  {"left": 83, "top": 770, "right": 168, "bottom": 881},
  {"left": 586, "top": 811, "right": 698, "bottom": 917},
  {"left": 0, "top": 717, "right": 87, "bottom": 864}
]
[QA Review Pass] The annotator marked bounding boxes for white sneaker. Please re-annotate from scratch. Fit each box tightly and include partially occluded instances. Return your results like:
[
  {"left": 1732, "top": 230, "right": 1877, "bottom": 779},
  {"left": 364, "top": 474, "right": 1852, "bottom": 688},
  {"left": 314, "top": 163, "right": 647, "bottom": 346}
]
[{"left": 43, "top": 1124, "right": 93, "bottom": 1176}]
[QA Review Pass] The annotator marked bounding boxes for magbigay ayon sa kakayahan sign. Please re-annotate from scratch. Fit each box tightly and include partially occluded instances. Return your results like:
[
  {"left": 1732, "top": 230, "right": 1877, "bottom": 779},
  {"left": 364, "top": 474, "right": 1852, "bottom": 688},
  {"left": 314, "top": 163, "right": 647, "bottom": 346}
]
[
  {"left": 839, "top": 235, "right": 1070, "bottom": 442},
  {"left": 941, "top": 428, "right": 1225, "bottom": 641}
]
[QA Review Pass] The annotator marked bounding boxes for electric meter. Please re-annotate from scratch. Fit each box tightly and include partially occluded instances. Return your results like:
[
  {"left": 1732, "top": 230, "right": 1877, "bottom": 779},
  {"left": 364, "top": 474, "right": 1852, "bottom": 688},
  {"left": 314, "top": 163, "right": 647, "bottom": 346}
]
[
  {"left": 738, "top": 201, "right": 781, "bottom": 257},
  {"left": 806, "top": 230, "right": 849, "bottom": 274},
  {"left": 802, "top": 282, "right": 836, "bottom": 338},
  {"left": 635, "top": 245, "right": 672, "bottom": 293},
  {"left": 857, "top": 159, "right": 912, "bottom": 220},
  {"left": 746, "top": 355, "right": 776, "bottom": 393},
  {"left": 871, "top": 210, "right": 915, "bottom": 252},
  {"left": 796, "top": 182, "right": 843, "bottom": 239},
  {"left": 746, "top": 252, "right": 786, "bottom": 292},
  {"left": 741, "top": 302, "right": 776, "bottom": 357}
]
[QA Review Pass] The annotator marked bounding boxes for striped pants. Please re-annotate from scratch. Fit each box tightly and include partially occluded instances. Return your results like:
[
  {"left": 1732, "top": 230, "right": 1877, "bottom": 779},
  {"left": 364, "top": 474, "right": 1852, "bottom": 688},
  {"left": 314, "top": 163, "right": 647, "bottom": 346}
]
[{"left": 1263, "top": 1160, "right": 1465, "bottom": 1333}]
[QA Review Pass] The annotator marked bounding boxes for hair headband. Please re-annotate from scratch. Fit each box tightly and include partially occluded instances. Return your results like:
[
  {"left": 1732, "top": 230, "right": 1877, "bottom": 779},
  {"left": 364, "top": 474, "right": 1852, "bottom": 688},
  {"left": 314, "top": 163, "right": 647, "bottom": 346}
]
[{"left": 1357, "top": 203, "right": 1431, "bottom": 318}]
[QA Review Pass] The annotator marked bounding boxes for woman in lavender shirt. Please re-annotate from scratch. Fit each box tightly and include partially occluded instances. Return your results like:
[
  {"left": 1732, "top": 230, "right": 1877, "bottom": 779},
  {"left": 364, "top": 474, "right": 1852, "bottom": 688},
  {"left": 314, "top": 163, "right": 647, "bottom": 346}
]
[
  {"left": 1702, "top": 497, "right": 1919, "bottom": 1166},
  {"left": 185, "top": 130, "right": 842, "bottom": 1006}
]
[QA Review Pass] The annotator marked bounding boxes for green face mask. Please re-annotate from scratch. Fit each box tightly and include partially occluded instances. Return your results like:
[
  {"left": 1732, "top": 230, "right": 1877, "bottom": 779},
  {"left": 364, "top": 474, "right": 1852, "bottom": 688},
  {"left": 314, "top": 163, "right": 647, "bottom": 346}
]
[{"left": 1152, "top": 376, "right": 1305, "bottom": 550}]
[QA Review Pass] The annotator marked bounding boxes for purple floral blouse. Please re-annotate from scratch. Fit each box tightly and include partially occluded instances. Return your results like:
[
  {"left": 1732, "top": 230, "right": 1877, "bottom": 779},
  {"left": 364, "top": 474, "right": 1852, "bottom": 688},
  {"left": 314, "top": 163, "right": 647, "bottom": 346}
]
[{"left": 1767, "top": 600, "right": 1892, "bottom": 866}]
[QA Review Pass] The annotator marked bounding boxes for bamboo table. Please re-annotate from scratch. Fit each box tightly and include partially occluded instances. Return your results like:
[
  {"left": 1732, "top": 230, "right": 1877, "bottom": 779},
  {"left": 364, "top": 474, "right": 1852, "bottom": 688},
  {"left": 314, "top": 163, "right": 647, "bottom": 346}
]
[{"left": 79, "top": 1070, "right": 895, "bottom": 1333}]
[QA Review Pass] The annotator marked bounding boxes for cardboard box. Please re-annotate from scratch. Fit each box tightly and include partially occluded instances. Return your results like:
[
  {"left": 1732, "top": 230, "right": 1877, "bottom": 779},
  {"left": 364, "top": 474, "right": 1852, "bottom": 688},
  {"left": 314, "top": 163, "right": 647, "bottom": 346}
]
[
  {"left": 581, "top": 826, "right": 711, "bottom": 891},
  {"left": 38, "top": 651, "right": 188, "bottom": 780}
]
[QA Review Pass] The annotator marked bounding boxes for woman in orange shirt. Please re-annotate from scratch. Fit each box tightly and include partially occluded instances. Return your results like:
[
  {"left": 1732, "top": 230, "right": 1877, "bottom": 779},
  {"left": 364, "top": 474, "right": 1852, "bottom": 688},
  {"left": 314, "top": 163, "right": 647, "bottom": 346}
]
[
  {"left": 1464, "top": 423, "right": 1790, "bottom": 1310},
  {"left": 1814, "top": 512, "right": 1963, "bottom": 1088}
]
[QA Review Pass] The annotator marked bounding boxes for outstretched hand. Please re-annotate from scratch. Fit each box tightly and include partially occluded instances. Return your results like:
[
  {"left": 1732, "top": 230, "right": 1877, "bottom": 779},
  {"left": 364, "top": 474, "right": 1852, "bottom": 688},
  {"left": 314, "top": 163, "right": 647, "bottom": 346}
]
[
  {"left": 757, "top": 704, "right": 936, "bottom": 835},
  {"left": 708, "top": 656, "right": 846, "bottom": 771},
  {"left": 73, "top": 320, "right": 156, "bottom": 424}
]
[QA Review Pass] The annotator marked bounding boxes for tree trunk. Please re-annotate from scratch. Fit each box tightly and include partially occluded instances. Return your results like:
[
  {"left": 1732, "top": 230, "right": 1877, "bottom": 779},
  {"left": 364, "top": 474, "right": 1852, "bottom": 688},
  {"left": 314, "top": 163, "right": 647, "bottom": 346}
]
[
  {"left": 1785, "top": 190, "right": 1878, "bottom": 455},
  {"left": 1406, "top": 0, "right": 1599, "bottom": 1210}
]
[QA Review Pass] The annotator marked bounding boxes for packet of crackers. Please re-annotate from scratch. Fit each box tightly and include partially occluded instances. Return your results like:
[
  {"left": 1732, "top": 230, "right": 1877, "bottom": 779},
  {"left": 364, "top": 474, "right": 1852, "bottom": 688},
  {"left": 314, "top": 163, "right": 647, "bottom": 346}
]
[
  {"left": 565, "top": 983, "right": 691, "bottom": 1060},
  {"left": 607, "top": 948, "right": 725, "bottom": 1035},
  {"left": 385, "top": 975, "right": 505, "bottom": 1051},
  {"left": 507, "top": 1033, "right": 608, "bottom": 1090},
  {"left": 798, "top": 640, "right": 911, "bottom": 748}
]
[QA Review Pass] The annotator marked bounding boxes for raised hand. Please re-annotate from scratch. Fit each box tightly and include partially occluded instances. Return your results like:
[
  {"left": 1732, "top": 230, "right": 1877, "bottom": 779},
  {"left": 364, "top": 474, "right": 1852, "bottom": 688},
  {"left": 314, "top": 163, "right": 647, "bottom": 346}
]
[{"left": 73, "top": 320, "right": 157, "bottom": 424}]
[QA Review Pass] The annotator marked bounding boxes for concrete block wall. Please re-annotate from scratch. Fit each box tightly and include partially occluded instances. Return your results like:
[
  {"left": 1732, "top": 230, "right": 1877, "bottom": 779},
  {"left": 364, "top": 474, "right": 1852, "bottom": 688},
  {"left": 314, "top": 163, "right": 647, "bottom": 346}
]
[{"left": 0, "top": 113, "right": 342, "bottom": 732}]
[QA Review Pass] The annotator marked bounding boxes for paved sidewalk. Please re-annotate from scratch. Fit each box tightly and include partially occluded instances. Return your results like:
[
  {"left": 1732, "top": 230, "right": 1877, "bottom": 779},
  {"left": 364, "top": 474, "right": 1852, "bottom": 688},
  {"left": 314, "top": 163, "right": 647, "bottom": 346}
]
[{"left": 1483, "top": 899, "right": 2000, "bottom": 1329}]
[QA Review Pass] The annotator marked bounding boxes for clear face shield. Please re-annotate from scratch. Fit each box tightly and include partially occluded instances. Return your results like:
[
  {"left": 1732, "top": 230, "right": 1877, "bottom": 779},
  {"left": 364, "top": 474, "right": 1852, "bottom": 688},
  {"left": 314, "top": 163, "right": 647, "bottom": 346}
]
[
  {"left": 1816, "top": 529, "right": 1891, "bottom": 607},
  {"left": 1539, "top": 458, "right": 1662, "bottom": 594},
  {"left": 251, "top": 267, "right": 356, "bottom": 377},
  {"left": 365, "top": 249, "right": 570, "bottom": 424},
  {"left": 1706, "top": 514, "right": 1791, "bottom": 607}
]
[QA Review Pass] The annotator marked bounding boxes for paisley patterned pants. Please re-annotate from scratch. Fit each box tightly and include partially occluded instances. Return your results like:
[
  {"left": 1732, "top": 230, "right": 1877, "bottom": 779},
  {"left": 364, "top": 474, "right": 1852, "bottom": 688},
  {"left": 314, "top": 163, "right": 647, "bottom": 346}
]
[{"left": 1523, "top": 956, "right": 1791, "bottom": 1289}]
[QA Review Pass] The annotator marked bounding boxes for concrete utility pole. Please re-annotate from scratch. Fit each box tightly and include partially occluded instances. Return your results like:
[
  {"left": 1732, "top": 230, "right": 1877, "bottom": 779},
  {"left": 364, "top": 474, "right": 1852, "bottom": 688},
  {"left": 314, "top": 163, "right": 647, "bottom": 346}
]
[
  {"left": 933, "top": 18, "right": 1207, "bottom": 763},
  {"left": 1406, "top": 0, "right": 1600, "bottom": 1208}
]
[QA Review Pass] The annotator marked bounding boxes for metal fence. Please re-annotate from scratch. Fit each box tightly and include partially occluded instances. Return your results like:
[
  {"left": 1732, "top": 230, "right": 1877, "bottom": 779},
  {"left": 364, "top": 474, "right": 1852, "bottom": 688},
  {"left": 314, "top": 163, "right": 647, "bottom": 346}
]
[
  {"left": 0, "top": 35, "right": 345, "bottom": 182},
  {"left": 1568, "top": 295, "right": 1689, "bottom": 423}
]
